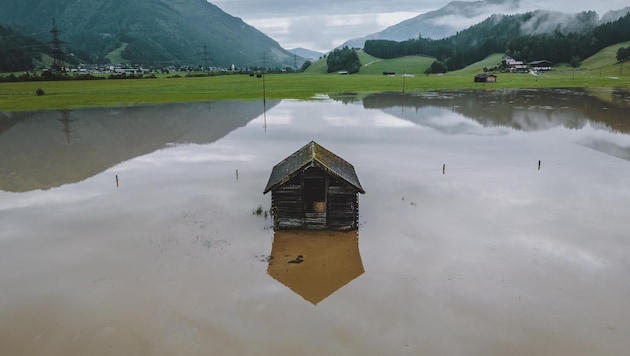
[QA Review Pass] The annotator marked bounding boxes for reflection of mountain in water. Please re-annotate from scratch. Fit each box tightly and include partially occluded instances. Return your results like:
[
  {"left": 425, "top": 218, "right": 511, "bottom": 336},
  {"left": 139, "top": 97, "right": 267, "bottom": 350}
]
[
  {"left": 0, "top": 100, "right": 279, "bottom": 192},
  {"left": 361, "top": 89, "right": 630, "bottom": 134},
  {"left": 267, "top": 230, "right": 364, "bottom": 305},
  {"left": 358, "top": 89, "right": 630, "bottom": 161}
]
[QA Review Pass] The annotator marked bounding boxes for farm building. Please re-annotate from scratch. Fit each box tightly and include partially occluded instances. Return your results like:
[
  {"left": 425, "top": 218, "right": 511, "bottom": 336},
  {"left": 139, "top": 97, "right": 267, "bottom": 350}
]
[
  {"left": 263, "top": 141, "right": 365, "bottom": 230},
  {"left": 529, "top": 60, "right": 553, "bottom": 71},
  {"left": 474, "top": 74, "right": 497, "bottom": 83}
]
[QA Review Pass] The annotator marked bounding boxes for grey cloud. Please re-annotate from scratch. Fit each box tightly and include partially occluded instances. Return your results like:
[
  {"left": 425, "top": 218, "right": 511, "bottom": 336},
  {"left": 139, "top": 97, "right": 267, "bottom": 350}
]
[{"left": 211, "top": 0, "right": 630, "bottom": 52}]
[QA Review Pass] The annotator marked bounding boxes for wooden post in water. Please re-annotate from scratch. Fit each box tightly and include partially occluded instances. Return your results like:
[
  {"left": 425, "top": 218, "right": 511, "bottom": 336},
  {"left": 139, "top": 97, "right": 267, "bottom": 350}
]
[
  {"left": 443, "top": 164, "right": 445, "bottom": 175},
  {"left": 402, "top": 72, "right": 406, "bottom": 94},
  {"left": 116, "top": 174, "right": 119, "bottom": 187},
  {"left": 236, "top": 169, "right": 239, "bottom": 180},
  {"left": 538, "top": 160, "right": 541, "bottom": 170}
]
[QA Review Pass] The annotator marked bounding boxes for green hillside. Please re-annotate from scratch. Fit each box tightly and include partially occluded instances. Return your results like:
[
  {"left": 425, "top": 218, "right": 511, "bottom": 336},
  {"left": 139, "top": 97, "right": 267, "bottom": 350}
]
[
  {"left": 455, "top": 53, "right": 504, "bottom": 75},
  {"left": 357, "top": 51, "right": 435, "bottom": 75},
  {"left": 304, "top": 57, "right": 329, "bottom": 74},
  {"left": 105, "top": 43, "right": 130, "bottom": 65},
  {"left": 305, "top": 50, "right": 435, "bottom": 75},
  {"left": 581, "top": 41, "right": 630, "bottom": 73},
  {"left": 304, "top": 42, "right": 628, "bottom": 78},
  {"left": 0, "top": 0, "right": 296, "bottom": 68}
]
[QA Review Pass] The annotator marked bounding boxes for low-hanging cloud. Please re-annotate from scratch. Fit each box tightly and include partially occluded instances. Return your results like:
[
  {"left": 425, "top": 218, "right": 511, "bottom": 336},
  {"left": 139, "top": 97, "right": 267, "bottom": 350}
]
[{"left": 212, "top": 0, "right": 630, "bottom": 52}]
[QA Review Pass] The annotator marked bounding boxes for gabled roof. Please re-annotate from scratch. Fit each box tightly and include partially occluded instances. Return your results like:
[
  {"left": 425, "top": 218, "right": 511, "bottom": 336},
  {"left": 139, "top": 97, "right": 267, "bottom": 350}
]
[
  {"left": 264, "top": 141, "right": 365, "bottom": 194},
  {"left": 529, "top": 60, "right": 553, "bottom": 66}
]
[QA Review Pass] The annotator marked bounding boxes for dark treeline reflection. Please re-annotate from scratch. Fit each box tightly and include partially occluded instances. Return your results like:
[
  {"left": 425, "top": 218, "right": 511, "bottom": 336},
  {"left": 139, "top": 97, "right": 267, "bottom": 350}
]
[
  {"left": 353, "top": 88, "right": 630, "bottom": 134},
  {"left": 0, "top": 100, "right": 279, "bottom": 192}
]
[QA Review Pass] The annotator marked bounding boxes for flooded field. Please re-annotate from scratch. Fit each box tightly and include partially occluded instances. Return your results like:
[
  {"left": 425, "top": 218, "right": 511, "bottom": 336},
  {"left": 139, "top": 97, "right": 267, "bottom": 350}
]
[{"left": 1, "top": 88, "right": 630, "bottom": 355}]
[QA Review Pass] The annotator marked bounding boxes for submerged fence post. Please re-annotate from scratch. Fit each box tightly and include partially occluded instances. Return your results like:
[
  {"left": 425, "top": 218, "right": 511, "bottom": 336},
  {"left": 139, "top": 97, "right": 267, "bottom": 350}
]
[
  {"left": 443, "top": 164, "right": 445, "bottom": 175},
  {"left": 538, "top": 160, "right": 541, "bottom": 170},
  {"left": 116, "top": 174, "right": 119, "bottom": 187},
  {"left": 236, "top": 169, "right": 239, "bottom": 180}
]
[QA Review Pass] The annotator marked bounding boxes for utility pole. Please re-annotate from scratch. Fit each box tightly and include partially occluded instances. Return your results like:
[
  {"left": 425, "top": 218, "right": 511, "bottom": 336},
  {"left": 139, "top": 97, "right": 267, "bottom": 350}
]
[
  {"left": 261, "top": 51, "right": 268, "bottom": 73},
  {"left": 49, "top": 18, "right": 65, "bottom": 73},
  {"left": 402, "top": 70, "right": 406, "bottom": 93},
  {"left": 201, "top": 44, "right": 213, "bottom": 71},
  {"left": 293, "top": 53, "right": 298, "bottom": 72},
  {"left": 260, "top": 51, "right": 268, "bottom": 132}
]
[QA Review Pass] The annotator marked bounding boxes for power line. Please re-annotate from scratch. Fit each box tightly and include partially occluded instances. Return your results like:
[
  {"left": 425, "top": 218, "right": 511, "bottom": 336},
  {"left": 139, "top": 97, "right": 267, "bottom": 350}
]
[
  {"left": 49, "top": 18, "right": 65, "bottom": 73},
  {"left": 0, "top": 31, "right": 49, "bottom": 39},
  {"left": 195, "top": 44, "right": 213, "bottom": 70}
]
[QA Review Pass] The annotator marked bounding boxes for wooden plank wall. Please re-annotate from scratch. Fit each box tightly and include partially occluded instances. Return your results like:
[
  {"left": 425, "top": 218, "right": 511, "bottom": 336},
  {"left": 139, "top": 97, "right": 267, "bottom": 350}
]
[
  {"left": 271, "top": 169, "right": 359, "bottom": 230},
  {"left": 327, "top": 185, "right": 358, "bottom": 229},
  {"left": 272, "top": 184, "right": 303, "bottom": 229}
]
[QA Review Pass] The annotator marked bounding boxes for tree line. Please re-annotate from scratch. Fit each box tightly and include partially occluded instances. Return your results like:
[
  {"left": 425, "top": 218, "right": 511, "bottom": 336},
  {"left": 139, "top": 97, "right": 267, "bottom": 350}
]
[
  {"left": 326, "top": 46, "right": 360, "bottom": 73},
  {"left": 364, "top": 11, "right": 630, "bottom": 73}
]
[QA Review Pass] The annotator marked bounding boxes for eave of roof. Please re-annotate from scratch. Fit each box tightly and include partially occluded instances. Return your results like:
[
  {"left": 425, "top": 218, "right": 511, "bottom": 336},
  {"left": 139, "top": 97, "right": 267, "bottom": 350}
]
[{"left": 263, "top": 141, "right": 365, "bottom": 194}]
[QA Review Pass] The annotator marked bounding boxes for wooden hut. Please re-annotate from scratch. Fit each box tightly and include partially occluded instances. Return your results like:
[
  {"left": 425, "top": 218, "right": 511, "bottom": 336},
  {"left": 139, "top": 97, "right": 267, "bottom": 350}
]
[
  {"left": 474, "top": 74, "right": 497, "bottom": 83},
  {"left": 263, "top": 141, "right": 365, "bottom": 230}
]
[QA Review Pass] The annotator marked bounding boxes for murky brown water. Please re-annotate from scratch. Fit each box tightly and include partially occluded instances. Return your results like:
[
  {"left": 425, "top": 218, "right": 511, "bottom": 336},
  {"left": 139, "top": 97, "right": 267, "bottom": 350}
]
[{"left": 1, "top": 89, "right": 630, "bottom": 355}]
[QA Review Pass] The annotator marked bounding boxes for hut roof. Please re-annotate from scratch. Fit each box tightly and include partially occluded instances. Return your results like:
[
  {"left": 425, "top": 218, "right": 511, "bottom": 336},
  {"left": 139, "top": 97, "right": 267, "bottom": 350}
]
[{"left": 263, "top": 141, "right": 365, "bottom": 194}]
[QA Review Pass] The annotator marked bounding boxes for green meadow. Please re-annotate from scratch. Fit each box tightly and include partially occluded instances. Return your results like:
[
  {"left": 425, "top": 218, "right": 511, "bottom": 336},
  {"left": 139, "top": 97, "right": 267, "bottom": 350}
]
[{"left": 1, "top": 43, "right": 629, "bottom": 112}]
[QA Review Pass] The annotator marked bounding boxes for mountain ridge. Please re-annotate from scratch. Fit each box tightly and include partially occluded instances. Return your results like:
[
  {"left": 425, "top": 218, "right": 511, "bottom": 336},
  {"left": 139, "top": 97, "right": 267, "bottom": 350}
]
[
  {"left": 0, "top": 0, "right": 298, "bottom": 68},
  {"left": 339, "top": 0, "right": 524, "bottom": 49},
  {"left": 339, "top": 0, "right": 630, "bottom": 51}
]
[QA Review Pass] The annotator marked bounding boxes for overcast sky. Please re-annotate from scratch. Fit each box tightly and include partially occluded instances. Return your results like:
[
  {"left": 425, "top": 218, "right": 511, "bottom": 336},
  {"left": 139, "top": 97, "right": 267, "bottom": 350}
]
[{"left": 211, "top": 0, "right": 630, "bottom": 53}]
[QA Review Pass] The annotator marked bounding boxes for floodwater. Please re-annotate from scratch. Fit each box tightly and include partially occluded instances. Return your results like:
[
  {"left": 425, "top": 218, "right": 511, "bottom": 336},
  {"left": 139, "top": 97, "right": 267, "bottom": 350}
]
[{"left": 1, "top": 88, "right": 629, "bottom": 355}]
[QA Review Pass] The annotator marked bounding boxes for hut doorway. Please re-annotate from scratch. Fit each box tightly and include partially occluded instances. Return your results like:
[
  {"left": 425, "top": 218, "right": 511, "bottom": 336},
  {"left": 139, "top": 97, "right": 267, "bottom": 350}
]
[
  {"left": 303, "top": 178, "right": 327, "bottom": 213},
  {"left": 303, "top": 178, "right": 327, "bottom": 228}
]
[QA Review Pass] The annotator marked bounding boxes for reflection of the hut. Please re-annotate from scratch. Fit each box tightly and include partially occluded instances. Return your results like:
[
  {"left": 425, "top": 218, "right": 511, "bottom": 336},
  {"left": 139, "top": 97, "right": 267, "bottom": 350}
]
[{"left": 267, "top": 230, "right": 364, "bottom": 305}]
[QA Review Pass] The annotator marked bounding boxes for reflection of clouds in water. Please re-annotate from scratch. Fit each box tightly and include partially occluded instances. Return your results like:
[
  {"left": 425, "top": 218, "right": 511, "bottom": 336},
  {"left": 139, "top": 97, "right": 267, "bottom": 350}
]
[
  {"left": 510, "top": 109, "right": 582, "bottom": 131},
  {"left": 323, "top": 111, "right": 415, "bottom": 128},
  {"left": 114, "top": 145, "right": 255, "bottom": 169},
  {"left": 248, "top": 107, "right": 292, "bottom": 126},
  {"left": 576, "top": 124, "right": 630, "bottom": 161},
  {"left": 478, "top": 187, "right": 536, "bottom": 208},
  {"left": 0, "top": 186, "right": 107, "bottom": 212},
  {"left": 409, "top": 108, "right": 511, "bottom": 136},
  {"left": 424, "top": 110, "right": 496, "bottom": 135},
  {"left": 580, "top": 139, "right": 630, "bottom": 161},
  {"left": 512, "top": 234, "right": 606, "bottom": 271}
]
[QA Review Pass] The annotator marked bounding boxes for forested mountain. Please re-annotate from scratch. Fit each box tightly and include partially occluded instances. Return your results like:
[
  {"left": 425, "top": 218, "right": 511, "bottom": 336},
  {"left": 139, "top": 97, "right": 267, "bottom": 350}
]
[
  {"left": 0, "top": 0, "right": 296, "bottom": 69},
  {"left": 340, "top": 0, "right": 524, "bottom": 49},
  {"left": 364, "top": 10, "right": 630, "bottom": 71},
  {"left": 0, "top": 25, "right": 48, "bottom": 72}
]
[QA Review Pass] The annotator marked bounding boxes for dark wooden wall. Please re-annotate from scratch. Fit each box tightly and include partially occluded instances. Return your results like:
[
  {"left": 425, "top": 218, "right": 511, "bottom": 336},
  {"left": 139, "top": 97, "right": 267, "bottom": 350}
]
[
  {"left": 271, "top": 168, "right": 359, "bottom": 230},
  {"left": 327, "top": 184, "right": 359, "bottom": 229},
  {"left": 272, "top": 181, "right": 303, "bottom": 229}
]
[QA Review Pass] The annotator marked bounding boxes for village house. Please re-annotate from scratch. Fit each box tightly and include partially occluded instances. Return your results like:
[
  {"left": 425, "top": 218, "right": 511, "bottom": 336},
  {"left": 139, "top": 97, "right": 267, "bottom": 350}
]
[
  {"left": 502, "top": 55, "right": 529, "bottom": 73},
  {"left": 264, "top": 141, "right": 365, "bottom": 230},
  {"left": 502, "top": 55, "right": 553, "bottom": 73},
  {"left": 529, "top": 60, "right": 553, "bottom": 71}
]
